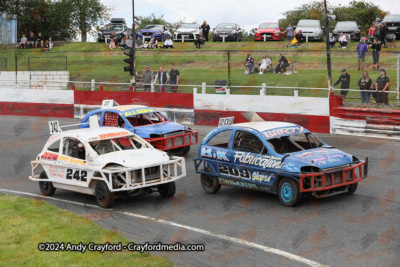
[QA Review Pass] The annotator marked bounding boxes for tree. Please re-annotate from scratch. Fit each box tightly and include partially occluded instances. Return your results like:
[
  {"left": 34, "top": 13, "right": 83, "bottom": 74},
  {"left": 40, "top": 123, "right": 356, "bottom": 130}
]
[
  {"left": 68, "top": 0, "right": 111, "bottom": 42},
  {"left": 137, "top": 14, "right": 173, "bottom": 31}
]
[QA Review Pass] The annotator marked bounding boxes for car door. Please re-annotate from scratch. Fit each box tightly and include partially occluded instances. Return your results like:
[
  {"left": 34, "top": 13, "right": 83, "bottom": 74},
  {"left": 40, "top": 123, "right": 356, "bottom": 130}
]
[{"left": 229, "top": 130, "right": 281, "bottom": 189}]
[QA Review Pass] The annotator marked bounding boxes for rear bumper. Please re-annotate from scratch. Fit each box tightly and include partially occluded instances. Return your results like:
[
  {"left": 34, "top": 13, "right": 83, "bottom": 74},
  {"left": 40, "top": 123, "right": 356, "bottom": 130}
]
[
  {"left": 299, "top": 160, "right": 367, "bottom": 193},
  {"left": 146, "top": 130, "right": 198, "bottom": 150}
]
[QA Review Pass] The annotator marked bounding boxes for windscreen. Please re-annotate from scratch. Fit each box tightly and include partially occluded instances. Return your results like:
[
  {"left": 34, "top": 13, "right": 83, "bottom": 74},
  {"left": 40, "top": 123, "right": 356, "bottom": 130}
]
[
  {"left": 267, "top": 133, "right": 324, "bottom": 154},
  {"left": 126, "top": 112, "right": 168, "bottom": 127},
  {"left": 180, "top": 24, "right": 197, "bottom": 28},
  {"left": 335, "top": 22, "right": 357, "bottom": 28},
  {"left": 259, "top": 23, "right": 279, "bottom": 29},
  {"left": 383, "top": 15, "right": 400, "bottom": 21},
  {"left": 89, "top": 137, "right": 148, "bottom": 155},
  {"left": 297, "top": 20, "right": 320, "bottom": 27},
  {"left": 143, "top": 25, "right": 163, "bottom": 30},
  {"left": 217, "top": 24, "right": 236, "bottom": 29}
]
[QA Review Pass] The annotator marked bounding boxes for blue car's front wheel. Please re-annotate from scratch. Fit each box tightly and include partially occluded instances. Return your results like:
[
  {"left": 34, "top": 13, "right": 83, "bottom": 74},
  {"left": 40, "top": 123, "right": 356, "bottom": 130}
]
[{"left": 278, "top": 178, "right": 301, "bottom": 207}]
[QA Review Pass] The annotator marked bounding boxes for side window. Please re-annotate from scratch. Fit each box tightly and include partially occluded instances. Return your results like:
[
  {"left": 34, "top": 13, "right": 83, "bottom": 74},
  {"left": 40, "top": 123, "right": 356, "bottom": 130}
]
[
  {"left": 47, "top": 140, "right": 60, "bottom": 153},
  {"left": 207, "top": 130, "right": 232, "bottom": 148},
  {"left": 103, "top": 112, "right": 124, "bottom": 127},
  {"left": 62, "top": 138, "right": 86, "bottom": 160},
  {"left": 233, "top": 131, "right": 265, "bottom": 154}
]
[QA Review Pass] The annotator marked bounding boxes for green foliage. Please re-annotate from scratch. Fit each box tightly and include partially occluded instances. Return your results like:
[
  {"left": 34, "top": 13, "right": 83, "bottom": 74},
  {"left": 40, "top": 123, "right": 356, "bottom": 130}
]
[
  {"left": 279, "top": 1, "right": 329, "bottom": 30},
  {"left": 137, "top": 14, "right": 173, "bottom": 31}
]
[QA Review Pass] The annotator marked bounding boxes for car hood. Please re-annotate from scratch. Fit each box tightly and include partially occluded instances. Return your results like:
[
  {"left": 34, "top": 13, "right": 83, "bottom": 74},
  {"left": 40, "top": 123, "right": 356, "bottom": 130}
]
[
  {"left": 258, "top": 29, "right": 278, "bottom": 33},
  {"left": 133, "top": 122, "right": 187, "bottom": 138},
  {"left": 176, "top": 28, "right": 198, "bottom": 32},
  {"left": 296, "top": 27, "right": 321, "bottom": 32},
  {"left": 334, "top": 27, "right": 359, "bottom": 32},
  {"left": 215, "top": 29, "right": 235, "bottom": 33},
  {"left": 139, "top": 29, "right": 159, "bottom": 33},
  {"left": 93, "top": 149, "right": 169, "bottom": 169},
  {"left": 283, "top": 147, "right": 353, "bottom": 172}
]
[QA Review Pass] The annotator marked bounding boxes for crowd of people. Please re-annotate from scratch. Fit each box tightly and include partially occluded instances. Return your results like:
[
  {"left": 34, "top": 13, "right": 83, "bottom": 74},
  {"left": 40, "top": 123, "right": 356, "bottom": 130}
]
[
  {"left": 244, "top": 53, "right": 289, "bottom": 75},
  {"left": 18, "top": 32, "right": 53, "bottom": 51},
  {"left": 139, "top": 64, "right": 180, "bottom": 93}
]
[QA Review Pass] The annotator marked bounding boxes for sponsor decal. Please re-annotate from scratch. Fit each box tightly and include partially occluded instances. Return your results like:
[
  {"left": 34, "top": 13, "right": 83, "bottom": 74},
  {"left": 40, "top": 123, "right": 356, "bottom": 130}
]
[
  {"left": 314, "top": 154, "right": 344, "bottom": 166},
  {"left": 48, "top": 165, "right": 65, "bottom": 179},
  {"left": 218, "top": 165, "right": 250, "bottom": 179},
  {"left": 59, "top": 155, "right": 87, "bottom": 166},
  {"left": 201, "top": 146, "right": 230, "bottom": 162},
  {"left": 218, "top": 177, "right": 271, "bottom": 192},
  {"left": 124, "top": 108, "right": 154, "bottom": 117},
  {"left": 41, "top": 152, "right": 58, "bottom": 161},
  {"left": 251, "top": 171, "right": 275, "bottom": 183},
  {"left": 233, "top": 152, "right": 284, "bottom": 169},
  {"left": 88, "top": 136, "right": 100, "bottom": 141},
  {"left": 99, "top": 132, "right": 129, "bottom": 140},
  {"left": 264, "top": 126, "right": 304, "bottom": 138}
]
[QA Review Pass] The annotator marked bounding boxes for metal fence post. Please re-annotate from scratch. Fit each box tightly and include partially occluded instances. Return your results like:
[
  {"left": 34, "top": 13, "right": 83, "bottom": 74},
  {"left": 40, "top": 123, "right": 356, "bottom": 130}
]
[
  {"left": 226, "top": 87, "right": 230, "bottom": 96},
  {"left": 397, "top": 52, "right": 399, "bottom": 106},
  {"left": 261, "top": 83, "right": 266, "bottom": 95},
  {"left": 15, "top": 53, "right": 17, "bottom": 89},
  {"left": 91, "top": 79, "right": 95, "bottom": 91},
  {"left": 193, "top": 88, "right": 197, "bottom": 94},
  {"left": 228, "top": 50, "right": 231, "bottom": 90},
  {"left": 151, "top": 82, "right": 155, "bottom": 92},
  {"left": 202, "top": 82, "right": 206, "bottom": 94}
]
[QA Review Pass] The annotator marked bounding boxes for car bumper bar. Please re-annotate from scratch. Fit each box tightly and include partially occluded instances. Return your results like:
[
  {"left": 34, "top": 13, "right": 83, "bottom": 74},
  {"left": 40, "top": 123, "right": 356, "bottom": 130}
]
[{"left": 146, "top": 131, "right": 198, "bottom": 150}]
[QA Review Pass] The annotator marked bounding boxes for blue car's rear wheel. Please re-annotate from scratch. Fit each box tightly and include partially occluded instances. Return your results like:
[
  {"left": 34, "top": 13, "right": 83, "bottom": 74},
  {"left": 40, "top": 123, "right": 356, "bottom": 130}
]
[
  {"left": 277, "top": 178, "right": 301, "bottom": 207},
  {"left": 201, "top": 174, "right": 221, "bottom": 194}
]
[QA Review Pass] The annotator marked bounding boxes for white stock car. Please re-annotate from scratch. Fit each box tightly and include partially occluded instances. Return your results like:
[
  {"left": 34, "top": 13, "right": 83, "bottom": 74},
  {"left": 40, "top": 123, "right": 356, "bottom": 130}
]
[{"left": 29, "top": 121, "right": 186, "bottom": 208}]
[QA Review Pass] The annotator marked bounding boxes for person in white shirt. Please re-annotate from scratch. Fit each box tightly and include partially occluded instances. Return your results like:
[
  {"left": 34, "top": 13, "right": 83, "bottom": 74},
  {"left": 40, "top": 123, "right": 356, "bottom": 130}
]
[
  {"left": 259, "top": 54, "right": 272, "bottom": 74},
  {"left": 338, "top": 33, "right": 348, "bottom": 48},
  {"left": 163, "top": 36, "right": 173, "bottom": 48},
  {"left": 154, "top": 66, "right": 170, "bottom": 92}
]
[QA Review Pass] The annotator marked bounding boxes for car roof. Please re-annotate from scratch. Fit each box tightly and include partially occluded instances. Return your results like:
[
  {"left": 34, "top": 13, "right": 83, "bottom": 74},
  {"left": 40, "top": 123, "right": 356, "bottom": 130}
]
[
  {"left": 110, "top": 105, "right": 149, "bottom": 111},
  {"left": 232, "top": 122, "right": 300, "bottom": 132},
  {"left": 54, "top": 127, "right": 132, "bottom": 141}
]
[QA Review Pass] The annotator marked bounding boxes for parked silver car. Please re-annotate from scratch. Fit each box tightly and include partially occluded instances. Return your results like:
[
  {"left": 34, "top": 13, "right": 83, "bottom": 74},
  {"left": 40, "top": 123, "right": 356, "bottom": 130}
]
[
  {"left": 174, "top": 23, "right": 200, "bottom": 41},
  {"left": 295, "top": 20, "right": 324, "bottom": 41}
]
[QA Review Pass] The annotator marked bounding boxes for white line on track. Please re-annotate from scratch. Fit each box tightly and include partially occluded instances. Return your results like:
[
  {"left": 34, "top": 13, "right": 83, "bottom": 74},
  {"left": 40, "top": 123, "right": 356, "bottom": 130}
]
[{"left": 0, "top": 188, "right": 328, "bottom": 267}]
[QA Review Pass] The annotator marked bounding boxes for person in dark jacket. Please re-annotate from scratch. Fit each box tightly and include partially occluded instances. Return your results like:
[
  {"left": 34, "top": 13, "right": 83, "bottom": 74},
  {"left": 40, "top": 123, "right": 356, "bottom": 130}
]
[
  {"left": 334, "top": 69, "right": 351, "bottom": 98},
  {"left": 380, "top": 22, "right": 387, "bottom": 48},
  {"left": 370, "top": 38, "right": 381, "bottom": 70},
  {"left": 294, "top": 30, "right": 304, "bottom": 46},
  {"left": 357, "top": 71, "right": 372, "bottom": 104},
  {"left": 194, "top": 32, "right": 206, "bottom": 48},
  {"left": 275, "top": 53, "right": 289, "bottom": 74},
  {"left": 27, "top": 32, "right": 35, "bottom": 48},
  {"left": 375, "top": 69, "right": 390, "bottom": 105},
  {"left": 200, "top": 21, "right": 210, "bottom": 42}
]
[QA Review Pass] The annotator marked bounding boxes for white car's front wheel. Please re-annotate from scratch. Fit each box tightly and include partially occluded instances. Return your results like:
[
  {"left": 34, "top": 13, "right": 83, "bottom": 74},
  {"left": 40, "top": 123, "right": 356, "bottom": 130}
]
[
  {"left": 158, "top": 182, "right": 176, "bottom": 197},
  {"left": 39, "top": 171, "right": 56, "bottom": 196},
  {"left": 95, "top": 181, "right": 114, "bottom": 208}
]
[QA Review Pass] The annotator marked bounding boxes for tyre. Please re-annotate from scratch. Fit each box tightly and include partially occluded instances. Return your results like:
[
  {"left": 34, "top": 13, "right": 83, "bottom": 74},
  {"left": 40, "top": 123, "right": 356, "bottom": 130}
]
[
  {"left": 277, "top": 178, "right": 302, "bottom": 207},
  {"left": 181, "top": 145, "right": 190, "bottom": 155},
  {"left": 95, "top": 181, "right": 114, "bottom": 208},
  {"left": 200, "top": 174, "right": 221, "bottom": 194},
  {"left": 39, "top": 171, "right": 56, "bottom": 196},
  {"left": 346, "top": 183, "right": 358, "bottom": 195},
  {"left": 158, "top": 181, "right": 176, "bottom": 197}
]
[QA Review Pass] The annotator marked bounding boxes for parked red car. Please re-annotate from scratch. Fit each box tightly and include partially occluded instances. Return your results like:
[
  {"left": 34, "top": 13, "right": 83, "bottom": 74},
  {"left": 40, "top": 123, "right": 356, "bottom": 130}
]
[{"left": 254, "top": 22, "right": 283, "bottom": 41}]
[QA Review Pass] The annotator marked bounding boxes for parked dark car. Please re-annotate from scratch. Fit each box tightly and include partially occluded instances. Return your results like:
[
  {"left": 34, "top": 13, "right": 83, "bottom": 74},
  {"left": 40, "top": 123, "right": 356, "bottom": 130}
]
[
  {"left": 381, "top": 14, "right": 400, "bottom": 38},
  {"left": 213, "top": 23, "right": 243, "bottom": 42},
  {"left": 97, "top": 18, "right": 127, "bottom": 43},
  {"left": 332, "top": 21, "right": 361, "bottom": 42},
  {"left": 136, "top": 24, "right": 171, "bottom": 42}
]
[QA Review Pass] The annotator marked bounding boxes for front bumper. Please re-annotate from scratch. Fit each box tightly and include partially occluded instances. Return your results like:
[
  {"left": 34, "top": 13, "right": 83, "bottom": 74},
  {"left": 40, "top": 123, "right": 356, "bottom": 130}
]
[
  {"left": 137, "top": 33, "right": 163, "bottom": 41},
  {"left": 299, "top": 159, "right": 367, "bottom": 193},
  {"left": 174, "top": 33, "right": 198, "bottom": 41},
  {"left": 213, "top": 33, "right": 238, "bottom": 41},
  {"left": 146, "top": 130, "right": 198, "bottom": 150},
  {"left": 255, "top": 33, "right": 281, "bottom": 41}
]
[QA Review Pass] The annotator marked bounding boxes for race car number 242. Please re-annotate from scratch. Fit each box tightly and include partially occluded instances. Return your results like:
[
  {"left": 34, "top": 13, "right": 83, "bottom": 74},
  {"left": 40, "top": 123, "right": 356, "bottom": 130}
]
[{"left": 66, "top": 169, "right": 87, "bottom": 182}]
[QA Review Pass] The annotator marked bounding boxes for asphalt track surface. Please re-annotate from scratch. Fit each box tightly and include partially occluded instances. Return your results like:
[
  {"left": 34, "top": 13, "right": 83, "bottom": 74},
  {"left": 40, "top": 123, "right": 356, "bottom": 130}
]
[{"left": 1, "top": 116, "right": 399, "bottom": 266}]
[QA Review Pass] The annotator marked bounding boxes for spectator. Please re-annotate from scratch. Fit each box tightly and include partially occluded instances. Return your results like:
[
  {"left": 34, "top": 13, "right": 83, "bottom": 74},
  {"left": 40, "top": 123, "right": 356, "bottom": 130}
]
[
  {"left": 356, "top": 38, "right": 368, "bottom": 70},
  {"left": 35, "top": 32, "right": 44, "bottom": 48},
  {"left": 27, "top": 32, "right": 35, "bottom": 48},
  {"left": 140, "top": 65, "right": 154, "bottom": 92},
  {"left": 334, "top": 69, "right": 351, "bottom": 98},
  {"left": 375, "top": 69, "right": 390, "bottom": 105},
  {"left": 43, "top": 40, "right": 49, "bottom": 51},
  {"left": 107, "top": 32, "right": 117, "bottom": 49},
  {"left": 194, "top": 32, "right": 206, "bottom": 49},
  {"left": 163, "top": 36, "right": 173, "bottom": 48},
  {"left": 167, "top": 64, "right": 180, "bottom": 93},
  {"left": 282, "top": 23, "right": 294, "bottom": 47},
  {"left": 294, "top": 30, "right": 304, "bottom": 46},
  {"left": 380, "top": 22, "right": 387, "bottom": 48},
  {"left": 135, "top": 36, "right": 143, "bottom": 49},
  {"left": 357, "top": 71, "right": 372, "bottom": 104},
  {"left": 119, "top": 36, "right": 127, "bottom": 49},
  {"left": 154, "top": 67, "right": 169, "bottom": 92},
  {"left": 143, "top": 41, "right": 149, "bottom": 49},
  {"left": 338, "top": 33, "right": 348, "bottom": 48},
  {"left": 48, "top": 37, "right": 53, "bottom": 50},
  {"left": 370, "top": 38, "right": 381, "bottom": 70},
  {"left": 259, "top": 54, "right": 272, "bottom": 74},
  {"left": 19, "top": 35, "right": 27, "bottom": 49},
  {"left": 149, "top": 36, "right": 158, "bottom": 49},
  {"left": 245, "top": 54, "right": 255, "bottom": 74},
  {"left": 275, "top": 53, "right": 289, "bottom": 74},
  {"left": 329, "top": 33, "right": 336, "bottom": 48},
  {"left": 368, "top": 23, "right": 375, "bottom": 37},
  {"left": 200, "top": 21, "right": 210, "bottom": 42}
]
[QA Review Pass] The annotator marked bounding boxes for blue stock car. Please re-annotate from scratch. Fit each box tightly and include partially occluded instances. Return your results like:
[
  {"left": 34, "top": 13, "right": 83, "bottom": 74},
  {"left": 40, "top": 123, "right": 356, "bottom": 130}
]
[
  {"left": 194, "top": 122, "right": 368, "bottom": 207},
  {"left": 79, "top": 104, "right": 198, "bottom": 154}
]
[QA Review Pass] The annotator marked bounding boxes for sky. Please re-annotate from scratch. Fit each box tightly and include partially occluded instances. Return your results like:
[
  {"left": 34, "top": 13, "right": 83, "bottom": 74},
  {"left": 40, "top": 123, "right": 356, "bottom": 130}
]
[{"left": 100, "top": 0, "right": 400, "bottom": 32}]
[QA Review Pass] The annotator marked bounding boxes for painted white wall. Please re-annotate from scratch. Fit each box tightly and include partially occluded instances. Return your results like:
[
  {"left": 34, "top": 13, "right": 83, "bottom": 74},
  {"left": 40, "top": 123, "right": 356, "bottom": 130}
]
[
  {"left": 0, "top": 89, "right": 74, "bottom": 104},
  {"left": 194, "top": 94, "right": 329, "bottom": 116},
  {"left": 0, "top": 71, "right": 69, "bottom": 90}
]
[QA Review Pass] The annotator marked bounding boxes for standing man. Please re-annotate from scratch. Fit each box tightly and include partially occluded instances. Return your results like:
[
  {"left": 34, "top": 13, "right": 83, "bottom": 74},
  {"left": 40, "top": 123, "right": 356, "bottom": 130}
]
[
  {"left": 154, "top": 67, "right": 169, "bottom": 92},
  {"left": 200, "top": 21, "right": 210, "bottom": 42},
  {"left": 282, "top": 23, "right": 294, "bottom": 47},
  {"left": 140, "top": 65, "right": 154, "bottom": 92},
  {"left": 370, "top": 38, "right": 381, "bottom": 70},
  {"left": 375, "top": 69, "right": 390, "bottom": 105},
  {"left": 334, "top": 69, "right": 351, "bottom": 98},
  {"left": 356, "top": 38, "right": 368, "bottom": 70},
  {"left": 167, "top": 64, "right": 180, "bottom": 93}
]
